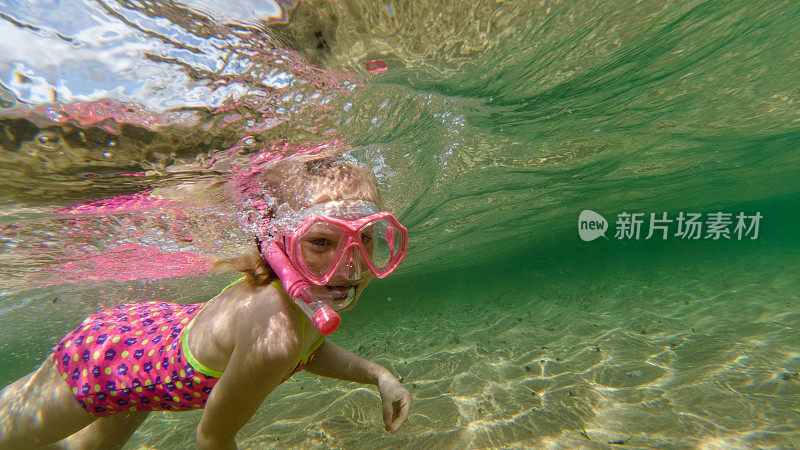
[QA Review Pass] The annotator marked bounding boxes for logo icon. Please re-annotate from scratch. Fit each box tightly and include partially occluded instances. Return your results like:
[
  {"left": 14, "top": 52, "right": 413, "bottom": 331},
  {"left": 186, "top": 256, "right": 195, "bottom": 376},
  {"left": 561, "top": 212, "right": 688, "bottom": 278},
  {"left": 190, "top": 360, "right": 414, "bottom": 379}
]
[{"left": 578, "top": 210, "right": 608, "bottom": 241}]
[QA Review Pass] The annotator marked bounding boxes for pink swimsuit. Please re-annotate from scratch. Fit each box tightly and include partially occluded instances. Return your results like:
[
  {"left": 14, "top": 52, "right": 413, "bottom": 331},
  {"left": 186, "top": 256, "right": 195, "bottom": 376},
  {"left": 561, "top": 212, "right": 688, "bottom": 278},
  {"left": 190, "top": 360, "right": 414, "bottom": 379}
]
[{"left": 52, "top": 281, "right": 324, "bottom": 417}]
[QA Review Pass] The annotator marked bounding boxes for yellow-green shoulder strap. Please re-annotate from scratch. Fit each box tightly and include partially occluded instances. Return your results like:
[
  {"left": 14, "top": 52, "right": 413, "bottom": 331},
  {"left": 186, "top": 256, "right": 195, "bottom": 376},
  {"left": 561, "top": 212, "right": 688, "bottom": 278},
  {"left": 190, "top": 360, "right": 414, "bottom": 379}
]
[
  {"left": 179, "top": 276, "right": 245, "bottom": 378},
  {"left": 221, "top": 276, "right": 246, "bottom": 293},
  {"left": 278, "top": 281, "right": 327, "bottom": 365},
  {"left": 308, "top": 334, "right": 326, "bottom": 357}
]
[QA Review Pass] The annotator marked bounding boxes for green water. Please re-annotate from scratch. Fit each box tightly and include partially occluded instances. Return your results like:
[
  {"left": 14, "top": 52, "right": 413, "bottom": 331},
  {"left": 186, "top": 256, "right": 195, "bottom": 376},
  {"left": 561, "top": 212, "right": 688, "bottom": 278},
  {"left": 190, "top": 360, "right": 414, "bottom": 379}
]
[{"left": 1, "top": 0, "right": 800, "bottom": 447}]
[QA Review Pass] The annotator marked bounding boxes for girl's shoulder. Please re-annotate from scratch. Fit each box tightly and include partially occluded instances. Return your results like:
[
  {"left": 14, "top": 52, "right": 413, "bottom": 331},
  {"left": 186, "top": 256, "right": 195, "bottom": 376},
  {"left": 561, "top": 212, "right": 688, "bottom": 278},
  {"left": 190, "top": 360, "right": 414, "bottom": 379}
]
[
  {"left": 195, "top": 280, "right": 300, "bottom": 341},
  {"left": 182, "top": 280, "right": 303, "bottom": 373}
]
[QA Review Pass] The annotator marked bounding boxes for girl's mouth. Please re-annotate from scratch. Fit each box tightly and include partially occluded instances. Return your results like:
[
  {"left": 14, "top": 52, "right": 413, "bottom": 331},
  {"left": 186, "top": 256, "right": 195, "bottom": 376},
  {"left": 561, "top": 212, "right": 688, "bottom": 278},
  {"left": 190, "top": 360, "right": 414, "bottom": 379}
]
[{"left": 309, "top": 284, "right": 358, "bottom": 309}]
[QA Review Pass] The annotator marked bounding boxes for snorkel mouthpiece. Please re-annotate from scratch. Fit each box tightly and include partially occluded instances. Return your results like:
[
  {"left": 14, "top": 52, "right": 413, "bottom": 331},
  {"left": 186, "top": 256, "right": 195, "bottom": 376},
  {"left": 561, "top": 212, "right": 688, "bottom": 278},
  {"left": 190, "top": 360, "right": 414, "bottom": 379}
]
[{"left": 263, "top": 241, "right": 341, "bottom": 335}]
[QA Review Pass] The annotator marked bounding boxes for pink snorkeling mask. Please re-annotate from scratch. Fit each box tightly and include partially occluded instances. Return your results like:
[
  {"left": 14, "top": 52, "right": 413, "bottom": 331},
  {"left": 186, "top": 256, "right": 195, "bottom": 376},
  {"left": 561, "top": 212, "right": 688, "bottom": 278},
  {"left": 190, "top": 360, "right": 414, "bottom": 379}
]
[
  {"left": 259, "top": 201, "right": 408, "bottom": 335},
  {"left": 284, "top": 211, "right": 408, "bottom": 285}
]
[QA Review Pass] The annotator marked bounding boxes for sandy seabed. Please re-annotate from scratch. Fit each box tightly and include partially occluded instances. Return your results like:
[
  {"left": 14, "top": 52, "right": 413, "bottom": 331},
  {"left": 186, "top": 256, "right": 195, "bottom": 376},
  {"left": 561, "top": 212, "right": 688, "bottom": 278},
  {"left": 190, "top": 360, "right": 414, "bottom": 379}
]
[{"left": 128, "top": 248, "right": 800, "bottom": 449}]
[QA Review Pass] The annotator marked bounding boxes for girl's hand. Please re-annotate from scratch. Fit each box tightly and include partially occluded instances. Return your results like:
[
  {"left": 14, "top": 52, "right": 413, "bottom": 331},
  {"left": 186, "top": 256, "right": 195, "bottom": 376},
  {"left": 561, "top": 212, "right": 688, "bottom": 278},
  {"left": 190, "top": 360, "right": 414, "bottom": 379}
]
[
  {"left": 303, "top": 340, "right": 412, "bottom": 432},
  {"left": 377, "top": 374, "right": 412, "bottom": 433}
]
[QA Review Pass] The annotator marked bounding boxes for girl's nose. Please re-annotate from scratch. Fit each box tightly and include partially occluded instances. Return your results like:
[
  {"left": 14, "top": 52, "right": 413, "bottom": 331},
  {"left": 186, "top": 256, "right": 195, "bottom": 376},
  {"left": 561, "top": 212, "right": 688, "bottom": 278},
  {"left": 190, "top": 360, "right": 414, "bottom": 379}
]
[{"left": 334, "top": 247, "right": 362, "bottom": 281}]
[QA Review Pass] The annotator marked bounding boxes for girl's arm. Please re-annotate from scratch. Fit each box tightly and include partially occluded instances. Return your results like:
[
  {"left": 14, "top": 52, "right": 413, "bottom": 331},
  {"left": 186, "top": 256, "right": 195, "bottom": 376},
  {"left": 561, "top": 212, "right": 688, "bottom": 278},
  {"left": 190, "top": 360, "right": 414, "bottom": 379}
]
[
  {"left": 304, "top": 340, "right": 412, "bottom": 432},
  {"left": 304, "top": 339, "right": 390, "bottom": 384},
  {"left": 196, "top": 321, "right": 299, "bottom": 449}
]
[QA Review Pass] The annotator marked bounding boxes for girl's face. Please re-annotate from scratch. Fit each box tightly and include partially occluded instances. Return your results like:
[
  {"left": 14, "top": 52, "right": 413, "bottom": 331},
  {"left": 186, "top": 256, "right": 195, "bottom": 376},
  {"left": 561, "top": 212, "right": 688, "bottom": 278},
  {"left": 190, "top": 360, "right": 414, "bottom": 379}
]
[
  {"left": 296, "top": 184, "right": 379, "bottom": 312},
  {"left": 298, "top": 225, "right": 374, "bottom": 312}
]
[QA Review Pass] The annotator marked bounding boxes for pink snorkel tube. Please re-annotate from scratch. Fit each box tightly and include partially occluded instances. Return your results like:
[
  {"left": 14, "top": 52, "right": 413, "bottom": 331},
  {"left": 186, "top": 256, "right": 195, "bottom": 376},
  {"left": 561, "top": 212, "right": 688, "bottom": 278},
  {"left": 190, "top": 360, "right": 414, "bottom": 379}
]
[{"left": 262, "top": 241, "right": 341, "bottom": 335}]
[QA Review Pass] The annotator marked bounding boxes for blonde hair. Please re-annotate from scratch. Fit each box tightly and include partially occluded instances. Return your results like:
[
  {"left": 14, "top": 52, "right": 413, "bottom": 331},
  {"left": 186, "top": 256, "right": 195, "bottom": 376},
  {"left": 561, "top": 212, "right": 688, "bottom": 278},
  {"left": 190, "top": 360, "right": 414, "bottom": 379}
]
[{"left": 220, "top": 154, "right": 379, "bottom": 286}]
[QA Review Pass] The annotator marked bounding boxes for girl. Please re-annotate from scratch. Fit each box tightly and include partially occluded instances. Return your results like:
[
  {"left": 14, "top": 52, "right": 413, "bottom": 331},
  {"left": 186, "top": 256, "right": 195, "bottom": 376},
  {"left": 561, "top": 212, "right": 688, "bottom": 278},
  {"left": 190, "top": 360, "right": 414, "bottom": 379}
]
[{"left": 0, "top": 155, "right": 413, "bottom": 449}]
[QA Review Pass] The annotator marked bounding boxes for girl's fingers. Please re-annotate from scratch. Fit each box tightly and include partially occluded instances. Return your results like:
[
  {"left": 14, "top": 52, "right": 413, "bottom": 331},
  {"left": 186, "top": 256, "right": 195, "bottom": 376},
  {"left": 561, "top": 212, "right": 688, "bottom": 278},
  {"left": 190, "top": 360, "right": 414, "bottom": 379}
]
[
  {"left": 382, "top": 396, "right": 393, "bottom": 431},
  {"left": 389, "top": 393, "right": 412, "bottom": 432},
  {"left": 382, "top": 386, "right": 412, "bottom": 433}
]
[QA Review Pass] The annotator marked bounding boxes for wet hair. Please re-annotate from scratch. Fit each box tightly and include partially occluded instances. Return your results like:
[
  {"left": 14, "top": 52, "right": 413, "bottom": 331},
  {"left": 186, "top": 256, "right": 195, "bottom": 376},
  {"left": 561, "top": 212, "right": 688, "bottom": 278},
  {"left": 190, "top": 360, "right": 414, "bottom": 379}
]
[
  {"left": 220, "top": 154, "right": 379, "bottom": 287},
  {"left": 261, "top": 154, "right": 379, "bottom": 209}
]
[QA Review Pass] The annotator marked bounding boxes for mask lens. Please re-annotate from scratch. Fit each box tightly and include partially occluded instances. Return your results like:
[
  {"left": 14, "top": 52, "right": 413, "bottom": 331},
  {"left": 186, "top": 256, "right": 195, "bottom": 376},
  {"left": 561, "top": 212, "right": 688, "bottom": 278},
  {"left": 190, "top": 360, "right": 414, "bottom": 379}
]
[
  {"left": 298, "top": 221, "right": 345, "bottom": 277},
  {"left": 360, "top": 219, "right": 401, "bottom": 270}
]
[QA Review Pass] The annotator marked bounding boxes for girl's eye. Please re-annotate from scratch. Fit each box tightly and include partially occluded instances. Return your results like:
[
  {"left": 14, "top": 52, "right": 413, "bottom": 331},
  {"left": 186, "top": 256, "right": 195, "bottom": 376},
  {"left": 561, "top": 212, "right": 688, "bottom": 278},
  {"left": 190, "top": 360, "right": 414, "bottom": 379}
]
[
  {"left": 311, "top": 238, "right": 330, "bottom": 247},
  {"left": 361, "top": 233, "right": 372, "bottom": 244}
]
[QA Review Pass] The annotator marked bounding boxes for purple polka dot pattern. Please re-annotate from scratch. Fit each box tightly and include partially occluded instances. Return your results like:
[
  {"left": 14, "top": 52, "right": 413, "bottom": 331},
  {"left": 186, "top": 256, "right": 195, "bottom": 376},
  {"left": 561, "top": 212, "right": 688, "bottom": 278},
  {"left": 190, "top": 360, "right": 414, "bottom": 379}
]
[{"left": 52, "top": 302, "right": 218, "bottom": 417}]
